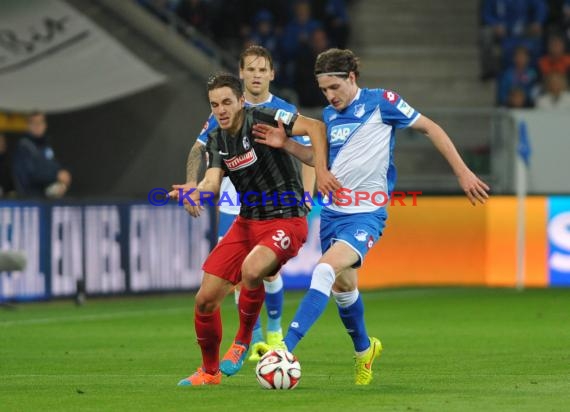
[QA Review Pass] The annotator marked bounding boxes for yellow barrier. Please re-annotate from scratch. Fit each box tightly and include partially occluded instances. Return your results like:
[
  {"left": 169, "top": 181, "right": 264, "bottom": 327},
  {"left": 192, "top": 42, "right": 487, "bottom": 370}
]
[
  {"left": 0, "top": 112, "right": 28, "bottom": 132},
  {"left": 359, "top": 196, "right": 548, "bottom": 288}
]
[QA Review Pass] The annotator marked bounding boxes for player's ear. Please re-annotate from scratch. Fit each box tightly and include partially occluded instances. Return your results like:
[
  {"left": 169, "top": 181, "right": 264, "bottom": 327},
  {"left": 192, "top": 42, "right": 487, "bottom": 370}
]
[
  {"left": 348, "top": 72, "right": 356, "bottom": 83},
  {"left": 269, "top": 69, "right": 275, "bottom": 82}
]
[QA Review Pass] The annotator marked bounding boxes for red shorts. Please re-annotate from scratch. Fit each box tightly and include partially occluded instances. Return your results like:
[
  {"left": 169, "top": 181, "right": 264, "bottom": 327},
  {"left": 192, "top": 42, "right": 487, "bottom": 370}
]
[{"left": 202, "top": 216, "right": 308, "bottom": 285}]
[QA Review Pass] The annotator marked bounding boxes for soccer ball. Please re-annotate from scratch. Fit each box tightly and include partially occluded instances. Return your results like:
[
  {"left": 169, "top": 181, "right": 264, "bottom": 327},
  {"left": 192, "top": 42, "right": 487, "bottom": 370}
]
[{"left": 255, "top": 349, "right": 301, "bottom": 390}]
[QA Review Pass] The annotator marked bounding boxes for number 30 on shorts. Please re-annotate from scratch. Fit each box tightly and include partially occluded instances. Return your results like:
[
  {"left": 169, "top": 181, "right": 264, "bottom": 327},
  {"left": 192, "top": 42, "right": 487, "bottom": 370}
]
[{"left": 272, "top": 229, "right": 291, "bottom": 250}]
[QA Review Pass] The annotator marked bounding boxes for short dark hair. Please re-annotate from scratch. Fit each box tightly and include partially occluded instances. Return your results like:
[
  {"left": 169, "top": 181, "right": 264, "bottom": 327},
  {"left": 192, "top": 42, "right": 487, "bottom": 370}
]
[
  {"left": 239, "top": 45, "right": 274, "bottom": 70},
  {"left": 314, "top": 48, "right": 360, "bottom": 79},
  {"left": 207, "top": 72, "right": 243, "bottom": 99}
]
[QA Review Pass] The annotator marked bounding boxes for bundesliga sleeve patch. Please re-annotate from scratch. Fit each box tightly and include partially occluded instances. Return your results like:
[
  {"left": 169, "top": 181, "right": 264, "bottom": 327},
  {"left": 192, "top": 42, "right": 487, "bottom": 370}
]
[
  {"left": 396, "top": 99, "right": 415, "bottom": 118},
  {"left": 274, "top": 109, "right": 294, "bottom": 125}
]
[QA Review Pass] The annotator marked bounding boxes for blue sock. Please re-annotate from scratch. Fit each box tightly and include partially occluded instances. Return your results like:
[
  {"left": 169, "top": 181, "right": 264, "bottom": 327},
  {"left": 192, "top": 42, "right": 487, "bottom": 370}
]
[
  {"left": 284, "top": 289, "right": 329, "bottom": 351},
  {"left": 265, "top": 290, "right": 283, "bottom": 332},
  {"left": 337, "top": 294, "right": 369, "bottom": 352},
  {"left": 252, "top": 316, "right": 263, "bottom": 344}
]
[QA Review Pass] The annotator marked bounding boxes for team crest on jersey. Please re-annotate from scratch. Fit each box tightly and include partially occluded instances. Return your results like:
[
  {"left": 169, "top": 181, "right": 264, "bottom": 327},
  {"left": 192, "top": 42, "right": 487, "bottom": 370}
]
[
  {"left": 224, "top": 148, "right": 257, "bottom": 171},
  {"left": 367, "top": 235, "right": 374, "bottom": 249},
  {"left": 354, "top": 104, "right": 365, "bottom": 118},
  {"left": 354, "top": 229, "right": 368, "bottom": 242},
  {"left": 243, "top": 135, "right": 250, "bottom": 150},
  {"left": 383, "top": 90, "right": 400, "bottom": 104},
  {"left": 330, "top": 123, "right": 359, "bottom": 145},
  {"left": 274, "top": 109, "right": 294, "bottom": 125}
]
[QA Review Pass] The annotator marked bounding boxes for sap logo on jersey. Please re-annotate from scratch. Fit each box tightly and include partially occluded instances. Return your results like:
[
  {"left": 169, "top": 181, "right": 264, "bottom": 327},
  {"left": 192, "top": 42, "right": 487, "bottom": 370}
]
[{"left": 330, "top": 123, "right": 359, "bottom": 145}]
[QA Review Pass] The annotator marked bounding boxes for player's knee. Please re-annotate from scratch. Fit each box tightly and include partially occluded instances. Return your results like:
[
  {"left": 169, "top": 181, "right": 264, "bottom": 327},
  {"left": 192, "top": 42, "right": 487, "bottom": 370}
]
[
  {"left": 240, "top": 269, "right": 261, "bottom": 289},
  {"left": 240, "top": 261, "right": 266, "bottom": 287},
  {"left": 309, "top": 263, "right": 336, "bottom": 296},
  {"left": 332, "top": 275, "right": 357, "bottom": 292},
  {"left": 195, "top": 291, "right": 220, "bottom": 313}
]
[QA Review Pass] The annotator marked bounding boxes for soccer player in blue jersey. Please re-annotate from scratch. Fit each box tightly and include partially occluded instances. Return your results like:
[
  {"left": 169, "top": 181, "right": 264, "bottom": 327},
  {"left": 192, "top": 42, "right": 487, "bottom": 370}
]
[
  {"left": 253, "top": 48, "right": 490, "bottom": 385},
  {"left": 183, "top": 46, "right": 315, "bottom": 369}
]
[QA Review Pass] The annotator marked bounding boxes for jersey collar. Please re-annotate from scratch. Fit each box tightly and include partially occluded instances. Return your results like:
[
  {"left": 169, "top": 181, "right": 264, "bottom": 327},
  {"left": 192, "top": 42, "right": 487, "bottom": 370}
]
[
  {"left": 347, "top": 88, "right": 362, "bottom": 107},
  {"left": 246, "top": 93, "right": 273, "bottom": 107}
]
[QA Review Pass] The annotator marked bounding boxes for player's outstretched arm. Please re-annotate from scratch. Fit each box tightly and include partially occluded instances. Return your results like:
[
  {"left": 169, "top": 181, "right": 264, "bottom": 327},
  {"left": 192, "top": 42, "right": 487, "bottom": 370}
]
[
  {"left": 185, "top": 141, "right": 207, "bottom": 187},
  {"left": 411, "top": 115, "right": 490, "bottom": 205},
  {"left": 170, "top": 168, "right": 224, "bottom": 217}
]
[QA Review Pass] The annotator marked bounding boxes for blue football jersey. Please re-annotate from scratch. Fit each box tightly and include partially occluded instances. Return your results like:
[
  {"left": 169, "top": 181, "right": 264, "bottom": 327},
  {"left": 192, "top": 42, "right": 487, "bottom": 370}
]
[{"left": 323, "top": 88, "right": 421, "bottom": 213}]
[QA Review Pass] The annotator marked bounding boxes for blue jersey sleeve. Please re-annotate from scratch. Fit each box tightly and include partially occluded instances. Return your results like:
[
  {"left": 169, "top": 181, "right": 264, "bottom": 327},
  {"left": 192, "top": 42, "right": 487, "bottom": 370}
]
[
  {"left": 377, "top": 89, "right": 420, "bottom": 129},
  {"left": 196, "top": 114, "right": 219, "bottom": 145},
  {"left": 291, "top": 135, "right": 312, "bottom": 146}
]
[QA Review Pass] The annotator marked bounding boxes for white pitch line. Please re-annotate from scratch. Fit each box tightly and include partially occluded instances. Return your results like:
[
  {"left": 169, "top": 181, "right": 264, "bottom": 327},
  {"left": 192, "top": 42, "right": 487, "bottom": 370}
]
[
  {"left": 0, "top": 307, "right": 189, "bottom": 327},
  {"left": 0, "top": 299, "right": 303, "bottom": 327},
  {"left": 0, "top": 373, "right": 336, "bottom": 378},
  {"left": 0, "top": 289, "right": 459, "bottom": 327}
]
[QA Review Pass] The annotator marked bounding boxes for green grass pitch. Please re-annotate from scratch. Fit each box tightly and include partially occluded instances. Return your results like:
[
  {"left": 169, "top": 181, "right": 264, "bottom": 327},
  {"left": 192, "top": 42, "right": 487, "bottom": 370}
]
[{"left": 1, "top": 288, "right": 569, "bottom": 411}]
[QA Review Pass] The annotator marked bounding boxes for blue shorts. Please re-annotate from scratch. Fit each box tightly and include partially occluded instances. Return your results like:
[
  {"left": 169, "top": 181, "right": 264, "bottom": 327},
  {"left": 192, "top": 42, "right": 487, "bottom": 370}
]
[
  {"left": 320, "top": 207, "right": 387, "bottom": 268},
  {"left": 218, "top": 211, "right": 238, "bottom": 240}
]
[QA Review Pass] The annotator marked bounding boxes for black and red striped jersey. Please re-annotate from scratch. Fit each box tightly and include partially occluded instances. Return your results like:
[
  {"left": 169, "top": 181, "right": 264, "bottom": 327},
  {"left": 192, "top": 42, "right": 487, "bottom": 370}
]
[{"left": 206, "top": 106, "right": 308, "bottom": 220}]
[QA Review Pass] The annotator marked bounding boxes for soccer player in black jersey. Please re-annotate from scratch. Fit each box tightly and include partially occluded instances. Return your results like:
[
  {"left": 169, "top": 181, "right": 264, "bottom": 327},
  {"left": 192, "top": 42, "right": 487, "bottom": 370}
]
[{"left": 170, "top": 73, "right": 339, "bottom": 386}]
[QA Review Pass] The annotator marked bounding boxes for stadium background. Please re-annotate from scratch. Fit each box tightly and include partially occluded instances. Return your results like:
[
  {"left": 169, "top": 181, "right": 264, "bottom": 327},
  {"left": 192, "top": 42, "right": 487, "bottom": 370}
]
[
  {"left": 1, "top": 1, "right": 570, "bottom": 411},
  {"left": 1, "top": 0, "right": 569, "bottom": 300}
]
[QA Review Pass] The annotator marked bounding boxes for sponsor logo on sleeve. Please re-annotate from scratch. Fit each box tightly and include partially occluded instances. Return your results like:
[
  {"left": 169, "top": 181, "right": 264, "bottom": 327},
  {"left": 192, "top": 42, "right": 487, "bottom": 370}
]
[
  {"left": 396, "top": 99, "right": 415, "bottom": 118},
  {"left": 274, "top": 109, "right": 294, "bottom": 125},
  {"left": 383, "top": 90, "right": 399, "bottom": 104}
]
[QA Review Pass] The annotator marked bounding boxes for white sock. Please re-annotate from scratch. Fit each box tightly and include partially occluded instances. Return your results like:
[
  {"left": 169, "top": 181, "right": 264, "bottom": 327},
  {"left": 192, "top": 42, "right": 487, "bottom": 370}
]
[
  {"left": 309, "top": 263, "right": 336, "bottom": 296},
  {"left": 332, "top": 289, "right": 359, "bottom": 308},
  {"left": 263, "top": 274, "right": 283, "bottom": 294}
]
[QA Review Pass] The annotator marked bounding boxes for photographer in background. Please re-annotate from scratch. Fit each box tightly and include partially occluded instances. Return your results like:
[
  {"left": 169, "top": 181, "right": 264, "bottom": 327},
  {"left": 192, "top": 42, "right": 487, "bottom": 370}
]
[{"left": 12, "top": 111, "right": 71, "bottom": 199}]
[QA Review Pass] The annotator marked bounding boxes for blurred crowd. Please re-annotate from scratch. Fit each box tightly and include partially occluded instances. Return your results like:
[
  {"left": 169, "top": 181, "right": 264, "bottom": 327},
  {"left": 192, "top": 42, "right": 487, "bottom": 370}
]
[
  {"left": 0, "top": 112, "right": 71, "bottom": 199},
  {"left": 137, "top": 0, "right": 353, "bottom": 108},
  {"left": 480, "top": 0, "right": 570, "bottom": 109}
]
